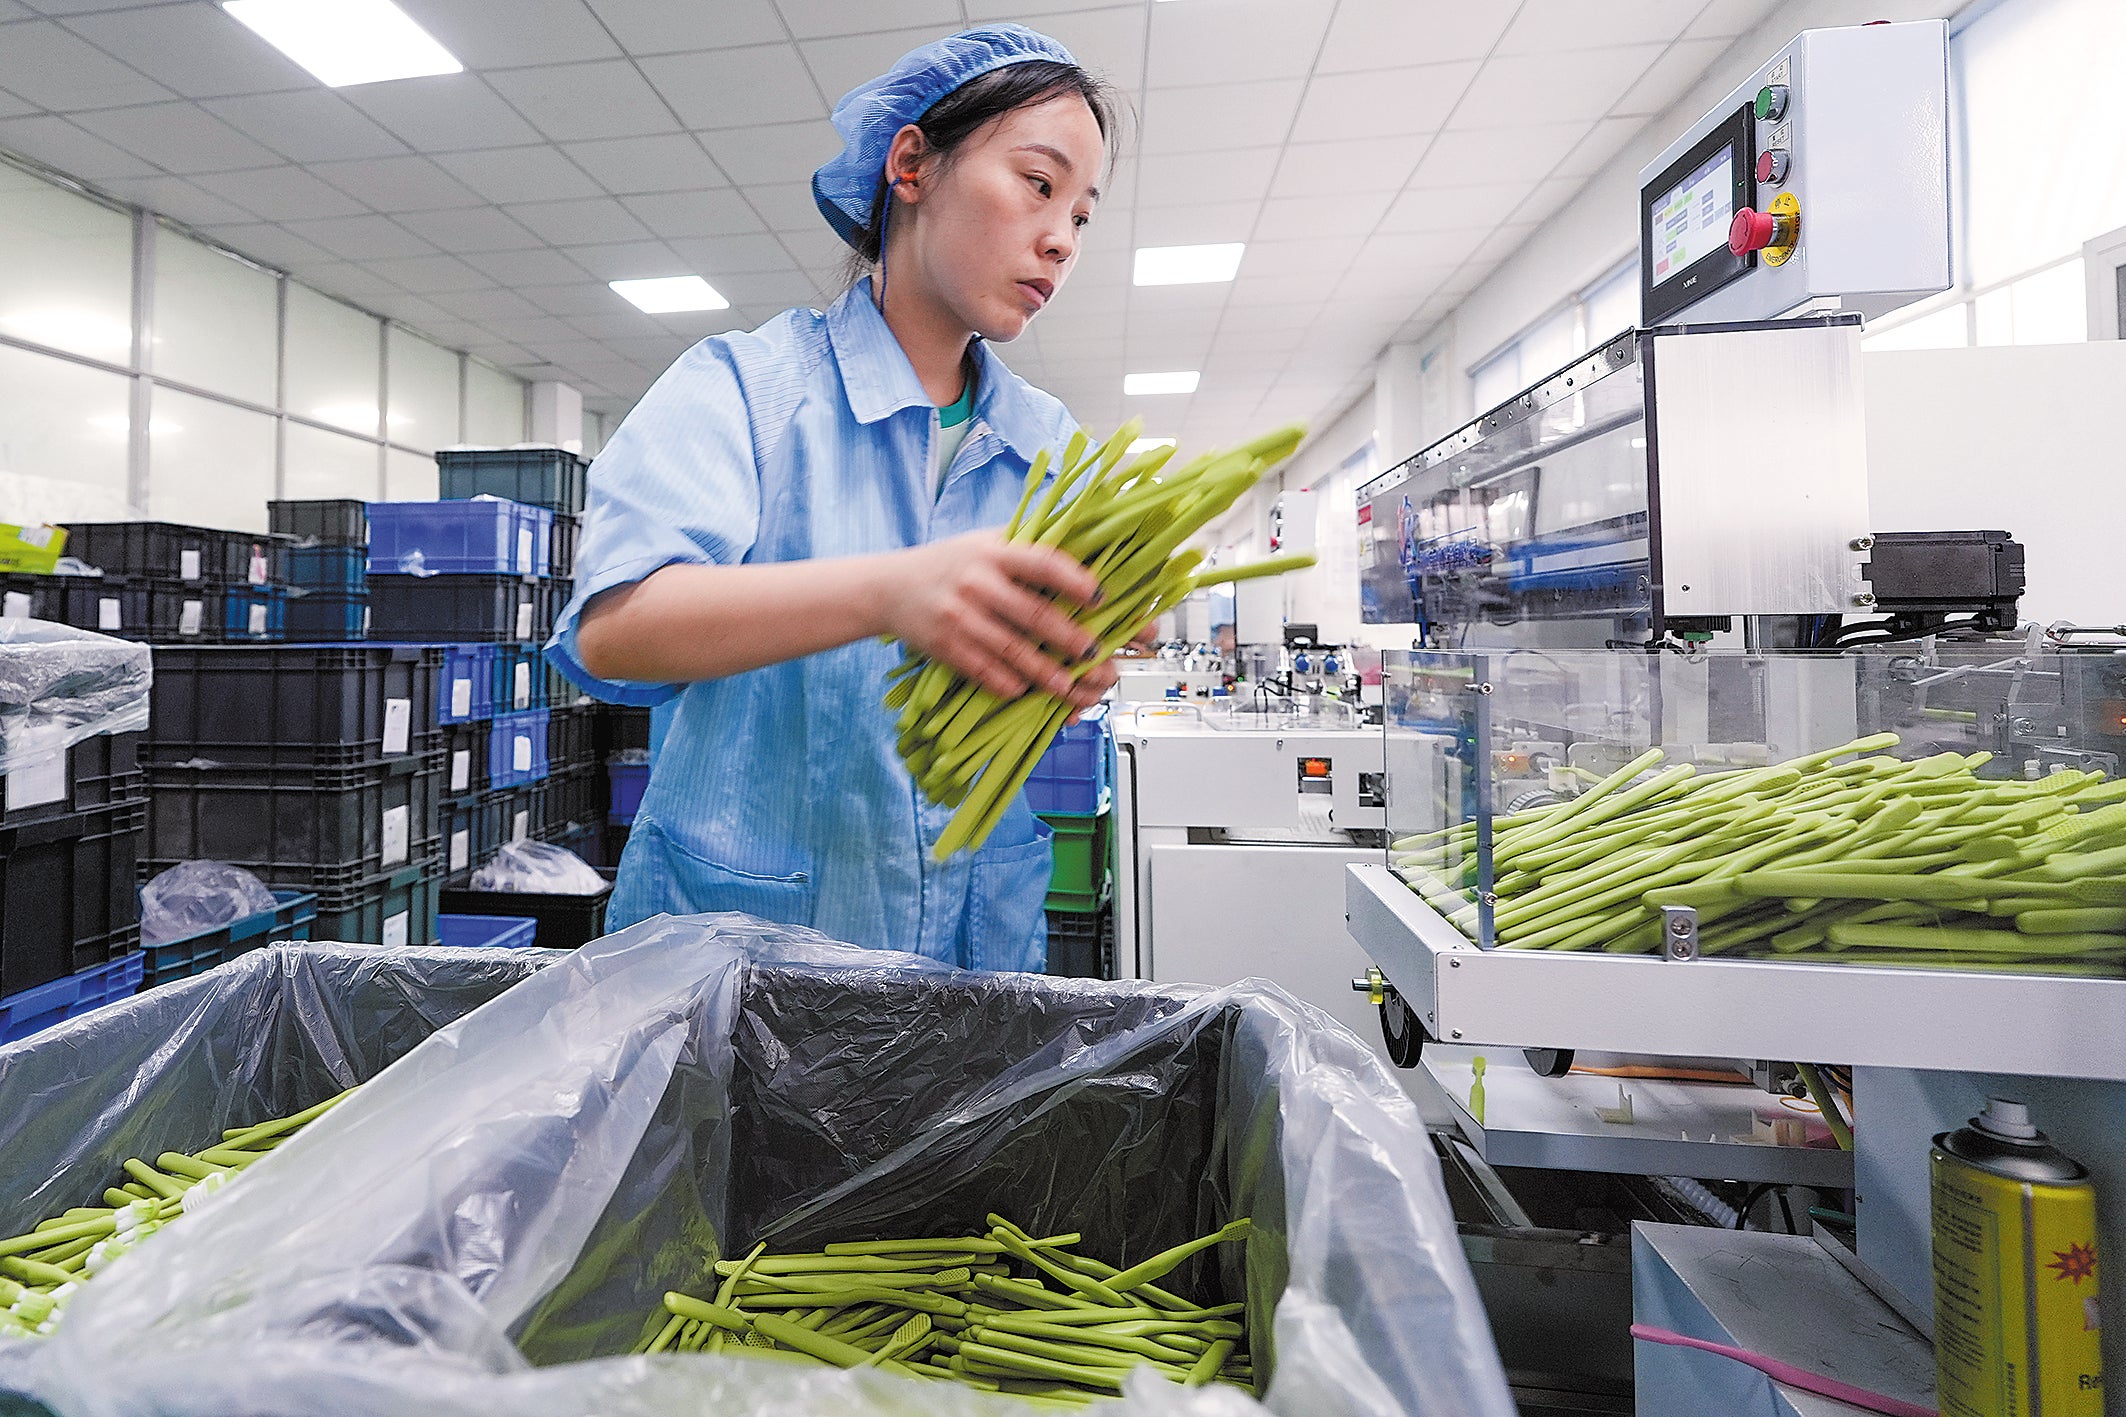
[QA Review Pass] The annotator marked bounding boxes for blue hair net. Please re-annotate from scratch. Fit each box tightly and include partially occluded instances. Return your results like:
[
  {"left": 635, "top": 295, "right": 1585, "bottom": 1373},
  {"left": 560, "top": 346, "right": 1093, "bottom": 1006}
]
[{"left": 812, "top": 24, "right": 1080, "bottom": 251}]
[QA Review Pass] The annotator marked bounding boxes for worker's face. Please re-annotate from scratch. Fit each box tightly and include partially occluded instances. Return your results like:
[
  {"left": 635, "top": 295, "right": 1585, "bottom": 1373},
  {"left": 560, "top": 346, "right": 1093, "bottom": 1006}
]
[{"left": 894, "top": 95, "right": 1104, "bottom": 342}]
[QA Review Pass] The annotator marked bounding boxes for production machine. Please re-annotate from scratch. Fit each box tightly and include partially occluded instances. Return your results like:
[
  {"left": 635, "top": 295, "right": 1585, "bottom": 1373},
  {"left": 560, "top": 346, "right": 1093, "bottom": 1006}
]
[{"left": 1344, "top": 21, "right": 2126, "bottom": 1413}]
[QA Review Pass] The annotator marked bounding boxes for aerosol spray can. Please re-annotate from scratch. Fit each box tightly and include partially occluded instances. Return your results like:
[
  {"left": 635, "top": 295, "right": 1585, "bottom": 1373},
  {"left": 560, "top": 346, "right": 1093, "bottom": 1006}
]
[{"left": 1931, "top": 1098, "right": 2102, "bottom": 1415}]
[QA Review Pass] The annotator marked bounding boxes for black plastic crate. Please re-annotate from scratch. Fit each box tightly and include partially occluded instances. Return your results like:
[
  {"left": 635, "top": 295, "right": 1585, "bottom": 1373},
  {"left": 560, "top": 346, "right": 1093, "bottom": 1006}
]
[
  {"left": 2, "top": 730, "right": 143, "bottom": 826},
  {"left": 0, "top": 573, "right": 154, "bottom": 639},
  {"left": 145, "top": 751, "right": 442, "bottom": 878},
  {"left": 597, "top": 820, "right": 630, "bottom": 871},
  {"left": 493, "top": 781, "right": 545, "bottom": 846},
  {"left": 146, "top": 644, "right": 443, "bottom": 768},
  {"left": 285, "top": 588, "right": 369, "bottom": 642},
  {"left": 594, "top": 704, "right": 653, "bottom": 758},
  {"left": 0, "top": 798, "right": 145, "bottom": 1000},
  {"left": 1043, "top": 907, "right": 1114, "bottom": 980},
  {"left": 286, "top": 544, "right": 367, "bottom": 590},
  {"left": 146, "top": 582, "right": 222, "bottom": 643},
  {"left": 311, "top": 860, "right": 441, "bottom": 946},
  {"left": 550, "top": 512, "right": 579, "bottom": 579},
  {"left": 369, "top": 573, "right": 550, "bottom": 643},
  {"left": 269, "top": 499, "right": 368, "bottom": 547},
  {"left": 436, "top": 447, "right": 588, "bottom": 515},
  {"left": 536, "top": 764, "right": 599, "bottom": 839},
  {"left": 66, "top": 522, "right": 289, "bottom": 586},
  {"left": 443, "top": 791, "right": 508, "bottom": 884},
  {"left": 440, "top": 877, "right": 610, "bottom": 950},
  {"left": 442, "top": 721, "right": 490, "bottom": 797},
  {"left": 546, "top": 703, "right": 595, "bottom": 771}
]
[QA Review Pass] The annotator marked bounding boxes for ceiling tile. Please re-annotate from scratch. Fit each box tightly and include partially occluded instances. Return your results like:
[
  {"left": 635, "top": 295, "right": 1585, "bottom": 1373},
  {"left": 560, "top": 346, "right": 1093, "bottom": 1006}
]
[
  {"left": 504, "top": 195, "right": 651, "bottom": 245},
  {"left": 487, "top": 59, "right": 681, "bottom": 144},
  {"left": 1554, "top": 116, "right": 1642, "bottom": 179},
  {"left": 1134, "top": 147, "right": 1281, "bottom": 207},
  {"left": 0, "top": 113, "right": 158, "bottom": 179},
  {"left": 1378, "top": 182, "right": 1528, "bottom": 233},
  {"left": 283, "top": 213, "right": 439, "bottom": 260},
  {"left": 1407, "top": 123, "right": 1583, "bottom": 188},
  {"left": 312, "top": 155, "right": 484, "bottom": 212},
  {"left": 1027, "top": 6, "right": 1148, "bottom": 89},
  {"left": 457, "top": 246, "right": 589, "bottom": 285},
  {"left": 1315, "top": 0, "right": 1513, "bottom": 74},
  {"left": 563, "top": 132, "right": 727, "bottom": 194},
  {"left": 1464, "top": 219, "right": 1537, "bottom": 268},
  {"left": 1267, "top": 137, "right": 1425, "bottom": 199},
  {"left": 670, "top": 231, "right": 805, "bottom": 275},
  {"left": 622, "top": 187, "right": 767, "bottom": 238},
  {"left": 706, "top": 267, "right": 820, "bottom": 309},
  {"left": 1687, "top": 0, "right": 1782, "bottom": 41},
  {"left": 478, "top": 316, "right": 584, "bottom": 348},
  {"left": 0, "top": 3, "right": 33, "bottom": 18},
  {"left": 98, "top": 173, "right": 253, "bottom": 225},
  {"left": 1507, "top": 175, "right": 1582, "bottom": 228},
  {"left": 1252, "top": 190, "right": 1392, "bottom": 241},
  {"left": 582, "top": 0, "right": 784, "bottom": 55},
  {"left": 558, "top": 238, "right": 684, "bottom": 279},
  {"left": 433, "top": 286, "right": 547, "bottom": 321},
  {"left": 199, "top": 91, "right": 411, "bottom": 164},
  {"left": 1147, "top": 0, "right": 1333, "bottom": 88},
  {"left": 797, "top": 27, "right": 953, "bottom": 108},
  {"left": 733, "top": 180, "right": 814, "bottom": 234},
  {"left": 521, "top": 283, "right": 618, "bottom": 316},
  {"left": 0, "top": 20, "right": 175, "bottom": 110},
  {"left": 434, "top": 145, "right": 601, "bottom": 204},
  {"left": 193, "top": 164, "right": 373, "bottom": 221},
  {"left": 1614, "top": 36, "right": 1730, "bottom": 117},
  {"left": 359, "top": 252, "right": 495, "bottom": 294},
  {"left": 692, "top": 120, "right": 837, "bottom": 188},
  {"left": 344, "top": 75, "right": 545, "bottom": 152},
  {"left": 641, "top": 44, "right": 825, "bottom": 129},
  {"left": 0, "top": 86, "right": 36, "bottom": 117},
  {"left": 287, "top": 260, "right": 401, "bottom": 302},
  {"left": 397, "top": 0, "right": 621, "bottom": 68},
  {"left": 1139, "top": 80, "right": 1304, "bottom": 156},
  {"left": 774, "top": 0, "right": 957, "bottom": 41},
  {"left": 1288, "top": 61, "right": 1478, "bottom": 144},
  {"left": 1500, "top": 0, "right": 1714, "bottom": 54},
  {"left": 60, "top": 4, "right": 312, "bottom": 99},
  {"left": 774, "top": 227, "right": 848, "bottom": 270},
  {"left": 566, "top": 310, "right": 664, "bottom": 340},
  {"left": 190, "top": 221, "right": 337, "bottom": 271},
  {"left": 1230, "top": 265, "right": 1344, "bottom": 304},
  {"left": 1448, "top": 45, "right": 1663, "bottom": 129},
  {"left": 1130, "top": 200, "right": 1260, "bottom": 247},
  {"left": 392, "top": 204, "right": 544, "bottom": 253},
  {"left": 72, "top": 101, "right": 283, "bottom": 175}
]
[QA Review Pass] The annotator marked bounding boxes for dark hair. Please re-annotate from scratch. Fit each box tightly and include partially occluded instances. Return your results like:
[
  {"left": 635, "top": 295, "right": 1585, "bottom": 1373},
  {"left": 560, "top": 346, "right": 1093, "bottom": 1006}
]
[{"left": 840, "top": 59, "right": 1125, "bottom": 287}]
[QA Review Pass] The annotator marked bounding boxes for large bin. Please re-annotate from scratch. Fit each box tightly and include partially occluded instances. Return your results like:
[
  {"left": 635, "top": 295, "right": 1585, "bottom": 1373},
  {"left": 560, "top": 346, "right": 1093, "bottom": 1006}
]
[{"left": 0, "top": 918, "right": 1513, "bottom": 1417}]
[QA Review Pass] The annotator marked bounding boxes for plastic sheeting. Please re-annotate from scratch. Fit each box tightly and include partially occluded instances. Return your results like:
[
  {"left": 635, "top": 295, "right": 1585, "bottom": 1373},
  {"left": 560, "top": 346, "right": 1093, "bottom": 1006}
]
[
  {"left": 0, "top": 620, "right": 151, "bottom": 778},
  {"left": 137, "top": 861, "right": 278, "bottom": 946},
  {"left": 470, "top": 837, "right": 607, "bottom": 894},
  {"left": 1, "top": 917, "right": 1514, "bottom": 1417}
]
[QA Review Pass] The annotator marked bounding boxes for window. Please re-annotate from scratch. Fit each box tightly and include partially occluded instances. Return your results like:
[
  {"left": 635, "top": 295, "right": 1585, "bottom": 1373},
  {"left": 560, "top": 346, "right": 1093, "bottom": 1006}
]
[
  {"left": 285, "top": 285, "right": 381, "bottom": 436},
  {"left": 285, "top": 421, "right": 382, "bottom": 503},
  {"left": 146, "top": 388, "right": 276, "bottom": 532},
  {"left": 387, "top": 326, "right": 460, "bottom": 453},
  {"left": 0, "top": 346, "right": 132, "bottom": 523},
  {"left": 152, "top": 226, "right": 277, "bottom": 404},
  {"left": 1468, "top": 259, "right": 1636, "bottom": 412},
  {"left": 0, "top": 166, "right": 132, "bottom": 363},
  {"left": 465, "top": 360, "right": 525, "bottom": 444}
]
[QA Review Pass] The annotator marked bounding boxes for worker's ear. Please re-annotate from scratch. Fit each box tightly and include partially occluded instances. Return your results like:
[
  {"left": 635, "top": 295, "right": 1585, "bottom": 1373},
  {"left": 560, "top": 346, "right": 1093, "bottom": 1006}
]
[{"left": 884, "top": 124, "right": 930, "bottom": 205}]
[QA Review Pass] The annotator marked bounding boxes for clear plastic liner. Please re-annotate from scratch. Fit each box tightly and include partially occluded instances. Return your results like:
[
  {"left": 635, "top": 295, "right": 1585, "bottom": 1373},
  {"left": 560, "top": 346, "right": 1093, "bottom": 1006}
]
[
  {"left": 0, "top": 620, "right": 151, "bottom": 777},
  {"left": 470, "top": 838, "right": 607, "bottom": 894},
  {"left": 5, "top": 917, "right": 1512, "bottom": 1417},
  {"left": 137, "top": 861, "right": 278, "bottom": 946}
]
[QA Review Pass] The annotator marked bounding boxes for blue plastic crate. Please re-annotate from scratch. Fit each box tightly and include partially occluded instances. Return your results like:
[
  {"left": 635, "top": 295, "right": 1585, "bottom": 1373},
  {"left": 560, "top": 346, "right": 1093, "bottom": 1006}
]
[
  {"left": 0, "top": 951, "right": 143, "bottom": 1045},
  {"left": 140, "top": 889, "right": 318, "bottom": 990},
  {"left": 433, "top": 642, "right": 497, "bottom": 725},
  {"left": 285, "top": 588, "right": 367, "bottom": 641},
  {"left": 489, "top": 709, "right": 549, "bottom": 790},
  {"left": 1024, "top": 703, "right": 1112, "bottom": 815},
  {"left": 435, "top": 913, "right": 538, "bottom": 949},
  {"left": 608, "top": 759, "right": 649, "bottom": 824},
  {"left": 369, "top": 498, "right": 551, "bottom": 578},
  {"left": 221, "top": 583, "right": 288, "bottom": 641},
  {"left": 285, "top": 544, "right": 367, "bottom": 590},
  {"left": 493, "top": 644, "right": 545, "bottom": 715}
]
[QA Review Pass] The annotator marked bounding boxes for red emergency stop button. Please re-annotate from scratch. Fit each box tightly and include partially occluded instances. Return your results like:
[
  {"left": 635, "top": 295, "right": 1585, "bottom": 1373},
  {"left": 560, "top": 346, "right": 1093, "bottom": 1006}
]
[{"left": 1729, "top": 206, "right": 1793, "bottom": 256}]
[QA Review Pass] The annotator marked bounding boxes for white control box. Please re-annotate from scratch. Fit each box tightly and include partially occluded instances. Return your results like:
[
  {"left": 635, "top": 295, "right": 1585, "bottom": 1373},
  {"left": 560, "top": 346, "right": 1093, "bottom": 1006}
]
[{"left": 1637, "top": 20, "right": 1949, "bottom": 324}]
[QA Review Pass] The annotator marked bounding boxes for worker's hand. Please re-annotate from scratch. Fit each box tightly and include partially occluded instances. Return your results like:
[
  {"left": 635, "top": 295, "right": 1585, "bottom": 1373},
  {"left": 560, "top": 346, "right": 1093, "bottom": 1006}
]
[{"left": 883, "top": 531, "right": 1106, "bottom": 704}]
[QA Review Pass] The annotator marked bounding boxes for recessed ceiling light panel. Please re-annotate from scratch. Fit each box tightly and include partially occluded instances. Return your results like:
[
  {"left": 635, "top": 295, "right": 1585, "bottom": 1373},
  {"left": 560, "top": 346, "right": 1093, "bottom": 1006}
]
[
  {"left": 1133, "top": 243, "right": 1244, "bottom": 286},
  {"left": 223, "top": 0, "right": 464, "bottom": 88},
  {"left": 610, "top": 276, "right": 731, "bottom": 314},
  {"left": 1124, "top": 371, "right": 1200, "bottom": 396}
]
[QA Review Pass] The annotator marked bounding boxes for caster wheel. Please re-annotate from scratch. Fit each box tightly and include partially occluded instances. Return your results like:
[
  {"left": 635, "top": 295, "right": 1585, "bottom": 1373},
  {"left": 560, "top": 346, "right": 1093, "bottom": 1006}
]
[
  {"left": 1379, "top": 991, "right": 1427, "bottom": 1068},
  {"left": 1523, "top": 1047, "right": 1574, "bottom": 1078}
]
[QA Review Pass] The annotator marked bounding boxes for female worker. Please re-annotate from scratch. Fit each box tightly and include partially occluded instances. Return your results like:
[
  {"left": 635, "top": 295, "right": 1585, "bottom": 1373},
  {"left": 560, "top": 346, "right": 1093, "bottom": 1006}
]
[{"left": 549, "top": 27, "right": 1124, "bottom": 972}]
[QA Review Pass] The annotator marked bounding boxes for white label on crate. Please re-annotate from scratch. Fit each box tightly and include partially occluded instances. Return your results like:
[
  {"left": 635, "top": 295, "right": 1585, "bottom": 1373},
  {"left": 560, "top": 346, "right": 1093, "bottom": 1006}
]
[
  {"left": 383, "top": 698, "right": 411, "bottom": 755},
  {"left": 1, "top": 591, "right": 28, "bottom": 619},
  {"left": 248, "top": 602, "right": 267, "bottom": 635},
  {"left": 381, "top": 803, "right": 410, "bottom": 867},
  {"left": 450, "top": 676, "right": 471, "bottom": 719},
  {"left": 513, "top": 662, "right": 530, "bottom": 709},
  {"left": 98, "top": 596, "right": 121, "bottom": 630},
  {"left": 18, "top": 525, "right": 53, "bottom": 549},
  {"left": 382, "top": 911, "right": 409, "bottom": 948},
  {"left": 179, "top": 599, "right": 203, "bottom": 636},
  {"left": 517, "top": 526, "right": 534, "bottom": 576},
  {"left": 513, "top": 733, "right": 532, "bottom": 773},
  {"left": 249, "top": 547, "right": 267, "bottom": 585},
  {"left": 180, "top": 548, "right": 201, "bottom": 582},
  {"left": 362, "top": 605, "right": 372, "bottom": 636},
  {"left": 5, "top": 751, "right": 66, "bottom": 811},
  {"left": 515, "top": 599, "right": 533, "bottom": 640},
  {"left": 451, "top": 749, "right": 470, "bottom": 792},
  {"left": 513, "top": 809, "right": 529, "bottom": 843},
  {"left": 450, "top": 829, "right": 469, "bottom": 872}
]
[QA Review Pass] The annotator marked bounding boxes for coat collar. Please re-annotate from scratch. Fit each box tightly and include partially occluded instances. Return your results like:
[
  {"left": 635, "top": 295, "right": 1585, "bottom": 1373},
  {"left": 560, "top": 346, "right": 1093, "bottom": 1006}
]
[{"left": 824, "top": 282, "right": 1057, "bottom": 465}]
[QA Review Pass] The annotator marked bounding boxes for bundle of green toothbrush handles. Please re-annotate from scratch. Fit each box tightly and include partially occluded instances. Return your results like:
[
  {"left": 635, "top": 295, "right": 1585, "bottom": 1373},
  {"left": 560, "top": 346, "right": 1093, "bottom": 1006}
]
[
  {"left": 887, "top": 418, "right": 1314, "bottom": 859},
  {"left": 1393, "top": 732, "right": 2126, "bottom": 972},
  {"left": 630, "top": 1215, "right": 1256, "bottom": 1408}
]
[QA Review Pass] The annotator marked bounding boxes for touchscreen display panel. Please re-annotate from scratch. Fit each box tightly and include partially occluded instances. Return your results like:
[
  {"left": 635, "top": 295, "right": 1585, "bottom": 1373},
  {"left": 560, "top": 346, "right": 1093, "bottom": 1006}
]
[{"left": 1652, "top": 148, "right": 1735, "bottom": 282}]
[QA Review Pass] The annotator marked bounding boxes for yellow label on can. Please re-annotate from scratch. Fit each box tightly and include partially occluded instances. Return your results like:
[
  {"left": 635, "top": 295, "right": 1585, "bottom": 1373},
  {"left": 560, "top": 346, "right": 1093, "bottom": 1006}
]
[{"left": 1932, "top": 1147, "right": 2103, "bottom": 1416}]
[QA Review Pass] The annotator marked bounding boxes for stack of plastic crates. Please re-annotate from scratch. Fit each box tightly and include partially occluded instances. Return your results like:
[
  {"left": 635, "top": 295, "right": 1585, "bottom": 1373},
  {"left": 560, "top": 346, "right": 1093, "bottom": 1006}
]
[
  {"left": 1029, "top": 703, "right": 1115, "bottom": 979},
  {"left": 272, "top": 499, "right": 369, "bottom": 642},
  {"left": 140, "top": 645, "right": 445, "bottom": 946},
  {"left": 366, "top": 497, "right": 560, "bottom": 644},
  {"left": 45, "top": 521, "right": 292, "bottom": 642},
  {"left": 595, "top": 704, "right": 653, "bottom": 870},
  {"left": 0, "top": 728, "right": 147, "bottom": 1039}
]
